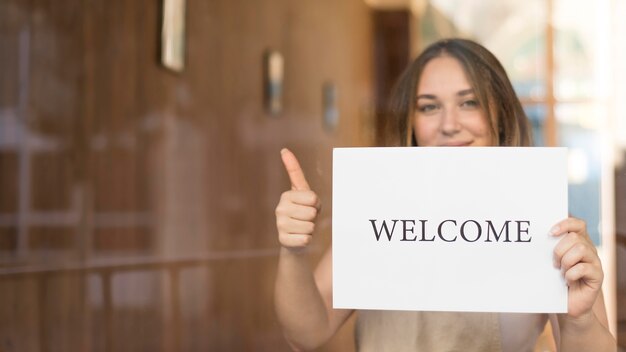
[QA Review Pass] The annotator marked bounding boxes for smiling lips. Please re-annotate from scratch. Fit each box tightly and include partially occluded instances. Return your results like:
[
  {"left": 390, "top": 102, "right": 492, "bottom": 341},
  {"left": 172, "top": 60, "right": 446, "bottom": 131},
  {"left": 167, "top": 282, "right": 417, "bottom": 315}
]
[{"left": 440, "top": 141, "right": 473, "bottom": 147}]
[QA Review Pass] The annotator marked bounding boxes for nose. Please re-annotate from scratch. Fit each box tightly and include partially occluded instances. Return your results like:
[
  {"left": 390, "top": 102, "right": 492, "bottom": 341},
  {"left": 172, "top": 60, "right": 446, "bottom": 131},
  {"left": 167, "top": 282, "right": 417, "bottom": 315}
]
[{"left": 441, "top": 107, "right": 461, "bottom": 136}]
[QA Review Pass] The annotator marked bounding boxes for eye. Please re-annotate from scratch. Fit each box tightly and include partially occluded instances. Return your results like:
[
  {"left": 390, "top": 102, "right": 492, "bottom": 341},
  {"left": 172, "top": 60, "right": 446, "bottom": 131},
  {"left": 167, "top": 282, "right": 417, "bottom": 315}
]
[
  {"left": 416, "top": 103, "right": 440, "bottom": 113},
  {"left": 460, "top": 99, "right": 479, "bottom": 109}
]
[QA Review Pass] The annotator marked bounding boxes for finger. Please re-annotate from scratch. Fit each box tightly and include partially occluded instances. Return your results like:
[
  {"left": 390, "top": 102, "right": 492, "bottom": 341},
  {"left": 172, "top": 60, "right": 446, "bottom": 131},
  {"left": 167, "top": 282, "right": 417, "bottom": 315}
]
[
  {"left": 280, "top": 148, "right": 310, "bottom": 191},
  {"left": 279, "top": 233, "right": 313, "bottom": 248},
  {"left": 553, "top": 232, "right": 580, "bottom": 268},
  {"left": 564, "top": 263, "right": 603, "bottom": 286},
  {"left": 281, "top": 204, "right": 318, "bottom": 222},
  {"left": 280, "top": 190, "right": 319, "bottom": 207},
  {"left": 277, "top": 218, "right": 315, "bottom": 235},
  {"left": 559, "top": 242, "right": 598, "bottom": 274},
  {"left": 550, "top": 217, "right": 586, "bottom": 237}
]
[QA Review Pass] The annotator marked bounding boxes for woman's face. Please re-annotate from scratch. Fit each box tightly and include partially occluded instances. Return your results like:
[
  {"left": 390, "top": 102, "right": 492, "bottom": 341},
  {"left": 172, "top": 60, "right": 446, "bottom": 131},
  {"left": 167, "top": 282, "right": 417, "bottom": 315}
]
[{"left": 413, "top": 56, "right": 494, "bottom": 147}]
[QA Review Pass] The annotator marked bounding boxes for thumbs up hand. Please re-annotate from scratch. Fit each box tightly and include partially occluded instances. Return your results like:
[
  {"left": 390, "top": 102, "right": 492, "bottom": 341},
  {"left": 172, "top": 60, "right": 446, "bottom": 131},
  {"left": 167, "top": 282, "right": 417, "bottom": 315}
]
[{"left": 275, "top": 148, "right": 321, "bottom": 250}]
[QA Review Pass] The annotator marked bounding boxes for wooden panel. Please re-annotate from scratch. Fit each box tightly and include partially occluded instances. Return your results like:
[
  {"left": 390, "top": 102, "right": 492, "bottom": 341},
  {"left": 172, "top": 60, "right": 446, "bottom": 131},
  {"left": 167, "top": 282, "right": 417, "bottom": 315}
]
[
  {"left": 0, "top": 277, "right": 40, "bottom": 352},
  {"left": 28, "top": 227, "right": 75, "bottom": 251},
  {"left": 0, "top": 227, "right": 17, "bottom": 252},
  {"left": 373, "top": 10, "right": 411, "bottom": 146},
  {"left": 30, "top": 151, "right": 73, "bottom": 211},
  {"left": 0, "top": 152, "right": 18, "bottom": 213},
  {"left": 0, "top": 0, "right": 374, "bottom": 351}
]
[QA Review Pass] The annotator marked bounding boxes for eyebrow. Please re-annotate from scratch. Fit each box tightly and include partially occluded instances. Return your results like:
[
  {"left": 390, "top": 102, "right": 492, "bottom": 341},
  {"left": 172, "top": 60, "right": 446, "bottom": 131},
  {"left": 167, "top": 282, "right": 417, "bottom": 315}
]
[{"left": 416, "top": 89, "right": 475, "bottom": 100}]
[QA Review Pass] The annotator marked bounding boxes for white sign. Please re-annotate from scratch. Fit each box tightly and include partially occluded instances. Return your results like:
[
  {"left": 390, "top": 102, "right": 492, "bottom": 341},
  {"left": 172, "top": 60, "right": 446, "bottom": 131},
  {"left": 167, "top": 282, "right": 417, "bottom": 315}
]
[{"left": 332, "top": 147, "right": 568, "bottom": 313}]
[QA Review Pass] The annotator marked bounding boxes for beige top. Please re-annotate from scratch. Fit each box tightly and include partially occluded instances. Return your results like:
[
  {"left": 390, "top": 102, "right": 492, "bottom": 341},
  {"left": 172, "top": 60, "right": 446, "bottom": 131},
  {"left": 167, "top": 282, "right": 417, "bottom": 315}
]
[{"left": 355, "top": 311, "right": 548, "bottom": 352}]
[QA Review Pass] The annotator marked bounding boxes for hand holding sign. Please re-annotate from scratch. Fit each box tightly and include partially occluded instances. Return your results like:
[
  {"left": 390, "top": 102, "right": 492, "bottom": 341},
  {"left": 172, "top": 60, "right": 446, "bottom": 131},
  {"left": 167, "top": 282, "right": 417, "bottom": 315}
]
[
  {"left": 551, "top": 217, "right": 604, "bottom": 319},
  {"left": 275, "top": 148, "right": 321, "bottom": 250}
]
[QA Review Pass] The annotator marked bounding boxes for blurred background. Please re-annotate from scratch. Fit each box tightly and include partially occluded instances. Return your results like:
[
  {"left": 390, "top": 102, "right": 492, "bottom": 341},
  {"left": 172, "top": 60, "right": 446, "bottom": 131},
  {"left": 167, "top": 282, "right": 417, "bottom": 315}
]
[{"left": 0, "top": 0, "right": 624, "bottom": 351}]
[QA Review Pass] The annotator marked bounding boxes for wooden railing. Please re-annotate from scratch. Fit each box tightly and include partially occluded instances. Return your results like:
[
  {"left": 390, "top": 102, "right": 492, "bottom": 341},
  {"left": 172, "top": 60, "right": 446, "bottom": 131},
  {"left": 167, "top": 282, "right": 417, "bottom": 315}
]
[{"left": 0, "top": 248, "right": 280, "bottom": 352}]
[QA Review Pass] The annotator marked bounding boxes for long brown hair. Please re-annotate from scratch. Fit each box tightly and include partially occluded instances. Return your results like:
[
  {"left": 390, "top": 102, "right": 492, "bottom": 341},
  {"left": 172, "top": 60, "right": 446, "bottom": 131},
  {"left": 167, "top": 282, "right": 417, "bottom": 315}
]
[{"left": 383, "top": 38, "right": 532, "bottom": 147}]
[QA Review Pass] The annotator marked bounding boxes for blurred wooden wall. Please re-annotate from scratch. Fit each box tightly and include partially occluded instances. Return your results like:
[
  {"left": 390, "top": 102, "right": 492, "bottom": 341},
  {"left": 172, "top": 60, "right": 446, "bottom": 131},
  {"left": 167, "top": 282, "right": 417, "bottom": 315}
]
[{"left": 0, "top": 0, "right": 374, "bottom": 351}]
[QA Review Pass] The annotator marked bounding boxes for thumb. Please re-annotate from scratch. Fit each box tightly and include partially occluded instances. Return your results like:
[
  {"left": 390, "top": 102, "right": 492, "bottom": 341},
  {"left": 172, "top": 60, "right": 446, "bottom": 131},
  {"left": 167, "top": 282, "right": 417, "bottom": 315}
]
[{"left": 280, "top": 148, "right": 311, "bottom": 191}]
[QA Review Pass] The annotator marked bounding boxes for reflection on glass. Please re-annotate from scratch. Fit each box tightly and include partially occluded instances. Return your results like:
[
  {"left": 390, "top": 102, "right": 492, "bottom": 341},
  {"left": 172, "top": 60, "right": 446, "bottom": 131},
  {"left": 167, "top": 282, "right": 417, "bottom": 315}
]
[
  {"left": 554, "top": 0, "right": 610, "bottom": 101},
  {"left": 523, "top": 104, "right": 546, "bottom": 147},
  {"left": 419, "top": 0, "right": 546, "bottom": 100},
  {"left": 557, "top": 103, "right": 603, "bottom": 245},
  {"left": 418, "top": 0, "right": 608, "bottom": 248},
  {"left": 554, "top": 30, "right": 593, "bottom": 100}
]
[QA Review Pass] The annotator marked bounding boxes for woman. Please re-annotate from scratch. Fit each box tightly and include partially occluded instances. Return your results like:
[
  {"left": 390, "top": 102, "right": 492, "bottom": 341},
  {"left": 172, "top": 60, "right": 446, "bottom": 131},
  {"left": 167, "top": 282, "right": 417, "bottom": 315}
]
[{"left": 274, "top": 38, "right": 616, "bottom": 351}]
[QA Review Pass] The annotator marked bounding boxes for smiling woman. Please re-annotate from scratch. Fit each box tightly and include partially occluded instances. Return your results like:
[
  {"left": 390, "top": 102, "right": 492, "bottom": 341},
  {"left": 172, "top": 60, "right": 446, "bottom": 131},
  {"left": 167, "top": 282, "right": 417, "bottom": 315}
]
[
  {"left": 274, "top": 38, "right": 616, "bottom": 352},
  {"left": 384, "top": 39, "right": 532, "bottom": 148},
  {"left": 413, "top": 56, "right": 493, "bottom": 147}
]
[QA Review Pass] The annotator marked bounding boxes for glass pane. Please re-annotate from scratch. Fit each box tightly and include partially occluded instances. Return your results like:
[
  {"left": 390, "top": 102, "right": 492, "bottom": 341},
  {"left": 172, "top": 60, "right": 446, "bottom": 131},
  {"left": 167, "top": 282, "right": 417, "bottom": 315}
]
[
  {"left": 557, "top": 103, "right": 605, "bottom": 245},
  {"left": 523, "top": 104, "right": 546, "bottom": 147},
  {"left": 617, "top": 0, "right": 626, "bottom": 149},
  {"left": 418, "top": 0, "right": 546, "bottom": 100},
  {"left": 554, "top": 0, "right": 611, "bottom": 101}
]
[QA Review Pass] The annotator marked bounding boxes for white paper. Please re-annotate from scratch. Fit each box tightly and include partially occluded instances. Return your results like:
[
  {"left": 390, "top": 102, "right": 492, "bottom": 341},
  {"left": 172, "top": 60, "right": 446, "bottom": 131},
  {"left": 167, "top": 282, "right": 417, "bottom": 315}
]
[{"left": 332, "top": 147, "right": 568, "bottom": 313}]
